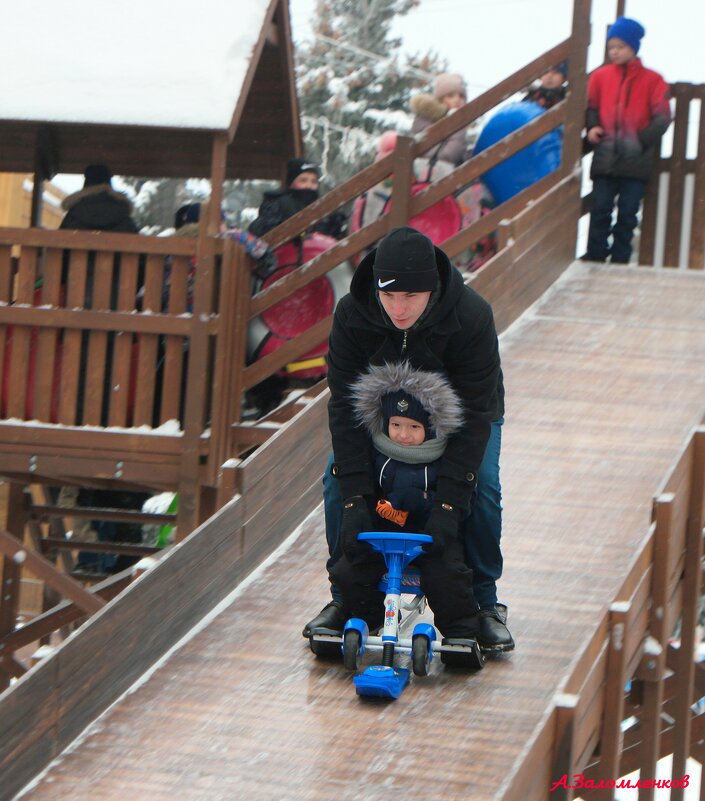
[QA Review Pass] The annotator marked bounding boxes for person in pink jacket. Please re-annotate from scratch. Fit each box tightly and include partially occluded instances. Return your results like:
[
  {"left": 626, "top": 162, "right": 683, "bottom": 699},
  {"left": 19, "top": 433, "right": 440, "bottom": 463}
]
[{"left": 583, "top": 17, "right": 671, "bottom": 264}]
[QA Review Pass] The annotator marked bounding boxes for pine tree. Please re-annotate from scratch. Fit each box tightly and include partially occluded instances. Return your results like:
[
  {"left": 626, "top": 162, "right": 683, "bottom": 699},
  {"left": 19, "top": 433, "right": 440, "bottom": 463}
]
[{"left": 296, "top": 0, "right": 447, "bottom": 185}]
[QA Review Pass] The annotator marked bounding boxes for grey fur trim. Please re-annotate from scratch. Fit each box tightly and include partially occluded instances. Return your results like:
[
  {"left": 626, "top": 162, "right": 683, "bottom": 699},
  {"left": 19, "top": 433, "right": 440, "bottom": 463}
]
[
  {"left": 351, "top": 361, "right": 464, "bottom": 440},
  {"left": 410, "top": 93, "right": 448, "bottom": 123},
  {"left": 372, "top": 431, "right": 446, "bottom": 464},
  {"left": 62, "top": 184, "right": 134, "bottom": 213}
]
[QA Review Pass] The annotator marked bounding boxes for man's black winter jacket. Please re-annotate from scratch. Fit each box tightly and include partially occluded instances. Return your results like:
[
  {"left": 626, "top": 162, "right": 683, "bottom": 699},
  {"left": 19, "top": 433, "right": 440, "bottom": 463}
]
[{"left": 327, "top": 247, "right": 504, "bottom": 512}]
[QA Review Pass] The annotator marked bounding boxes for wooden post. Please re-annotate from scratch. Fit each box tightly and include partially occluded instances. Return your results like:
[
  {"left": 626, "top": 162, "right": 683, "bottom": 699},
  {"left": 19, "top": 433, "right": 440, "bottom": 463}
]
[
  {"left": 551, "top": 694, "right": 579, "bottom": 801},
  {"left": 594, "top": 602, "right": 630, "bottom": 801},
  {"left": 670, "top": 428, "right": 705, "bottom": 801},
  {"left": 0, "top": 484, "right": 27, "bottom": 689},
  {"left": 634, "top": 494, "right": 674, "bottom": 801},
  {"left": 207, "top": 134, "right": 228, "bottom": 236},
  {"left": 561, "top": 0, "right": 592, "bottom": 173},
  {"left": 225, "top": 242, "right": 253, "bottom": 456},
  {"left": 388, "top": 135, "right": 415, "bottom": 229}
]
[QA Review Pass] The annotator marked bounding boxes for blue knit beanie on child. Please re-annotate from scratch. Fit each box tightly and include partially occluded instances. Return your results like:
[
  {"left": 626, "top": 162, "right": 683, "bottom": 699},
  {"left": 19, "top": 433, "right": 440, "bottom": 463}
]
[
  {"left": 607, "top": 17, "right": 645, "bottom": 54},
  {"left": 382, "top": 390, "right": 431, "bottom": 438}
]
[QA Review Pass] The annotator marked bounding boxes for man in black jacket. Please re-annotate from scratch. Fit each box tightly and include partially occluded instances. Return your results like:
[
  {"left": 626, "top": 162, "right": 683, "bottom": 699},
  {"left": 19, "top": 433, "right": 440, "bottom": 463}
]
[
  {"left": 60, "top": 164, "right": 138, "bottom": 233},
  {"left": 304, "top": 226, "right": 514, "bottom": 652},
  {"left": 248, "top": 157, "right": 345, "bottom": 240}
]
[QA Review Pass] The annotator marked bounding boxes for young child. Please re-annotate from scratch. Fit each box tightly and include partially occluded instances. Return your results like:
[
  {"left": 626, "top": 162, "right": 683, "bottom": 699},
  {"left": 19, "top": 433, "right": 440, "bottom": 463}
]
[
  {"left": 522, "top": 62, "right": 568, "bottom": 110},
  {"left": 410, "top": 72, "right": 469, "bottom": 171},
  {"left": 327, "top": 361, "right": 481, "bottom": 643},
  {"left": 583, "top": 17, "right": 671, "bottom": 264}
]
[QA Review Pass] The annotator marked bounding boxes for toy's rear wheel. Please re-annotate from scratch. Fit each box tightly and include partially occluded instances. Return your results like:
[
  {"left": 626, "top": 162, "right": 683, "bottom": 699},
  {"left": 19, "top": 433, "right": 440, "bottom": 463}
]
[
  {"left": 309, "top": 638, "right": 342, "bottom": 660},
  {"left": 343, "top": 629, "right": 362, "bottom": 671},
  {"left": 412, "top": 634, "right": 431, "bottom": 676}
]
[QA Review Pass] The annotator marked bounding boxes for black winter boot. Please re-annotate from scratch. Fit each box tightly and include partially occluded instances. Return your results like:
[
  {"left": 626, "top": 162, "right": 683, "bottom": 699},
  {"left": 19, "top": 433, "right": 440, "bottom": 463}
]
[
  {"left": 478, "top": 603, "right": 515, "bottom": 653},
  {"left": 302, "top": 601, "right": 348, "bottom": 638}
]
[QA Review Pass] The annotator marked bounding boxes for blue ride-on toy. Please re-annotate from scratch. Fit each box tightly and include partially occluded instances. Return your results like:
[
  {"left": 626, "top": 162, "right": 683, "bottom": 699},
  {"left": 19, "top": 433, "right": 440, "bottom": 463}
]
[{"left": 309, "top": 532, "right": 485, "bottom": 699}]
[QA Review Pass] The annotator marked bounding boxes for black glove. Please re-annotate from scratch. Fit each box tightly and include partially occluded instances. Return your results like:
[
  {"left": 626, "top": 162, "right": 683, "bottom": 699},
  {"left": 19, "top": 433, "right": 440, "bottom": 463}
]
[
  {"left": 341, "top": 495, "right": 373, "bottom": 561},
  {"left": 423, "top": 501, "right": 461, "bottom": 556}
]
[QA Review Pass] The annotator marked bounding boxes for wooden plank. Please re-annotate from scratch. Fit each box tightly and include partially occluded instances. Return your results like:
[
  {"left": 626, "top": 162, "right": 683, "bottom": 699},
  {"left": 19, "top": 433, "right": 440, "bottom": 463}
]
[
  {"left": 57, "top": 249, "right": 87, "bottom": 425},
  {"left": 387, "top": 135, "right": 414, "bottom": 227},
  {"left": 636, "top": 496, "right": 673, "bottom": 801},
  {"left": 32, "top": 248, "right": 62, "bottom": 421},
  {"left": 409, "top": 105, "right": 566, "bottom": 218},
  {"left": 591, "top": 604, "right": 629, "bottom": 800},
  {"left": 670, "top": 428, "right": 705, "bottom": 801},
  {"left": 0, "top": 227, "right": 199, "bottom": 257},
  {"left": 132, "top": 254, "right": 163, "bottom": 426},
  {"left": 551, "top": 698, "right": 578, "bottom": 801},
  {"left": 0, "top": 530, "right": 105, "bottom": 615},
  {"left": 689, "top": 86, "right": 705, "bottom": 269},
  {"left": 7, "top": 246, "right": 38, "bottom": 419},
  {"left": 236, "top": 390, "right": 328, "bottom": 493},
  {"left": 638, "top": 163, "right": 661, "bottom": 266},
  {"left": 0, "top": 573, "right": 132, "bottom": 654},
  {"left": 108, "top": 252, "right": 140, "bottom": 426},
  {"left": 249, "top": 215, "right": 388, "bottom": 319},
  {"left": 159, "top": 254, "right": 189, "bottom": 424},
  {"left": 240, "top": 314, "right": 332, "bottom": 390},
  {"left": 0, "top": 305, "right": 196, "bottom": 336},
  {"left": 663, "top": 84, "right": 691, "bottom": 267},
  {"left": 82, "top": 250, "right": 113, "bottom": 424}
]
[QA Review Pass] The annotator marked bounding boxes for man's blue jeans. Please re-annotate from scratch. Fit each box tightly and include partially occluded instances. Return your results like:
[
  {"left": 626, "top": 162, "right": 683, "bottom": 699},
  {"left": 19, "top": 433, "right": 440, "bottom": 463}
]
[
  {"left": 586, "top": 176, "right": 646, "bottom": 263},
  {"left": 322, "top": 418, "right": 504, "bottom": 608}
]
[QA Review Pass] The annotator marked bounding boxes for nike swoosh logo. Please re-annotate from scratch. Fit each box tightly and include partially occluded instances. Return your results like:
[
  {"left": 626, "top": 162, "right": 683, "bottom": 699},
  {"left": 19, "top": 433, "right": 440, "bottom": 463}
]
[{"left": 378, "top": 279, "right": 396, "bottom": 287}]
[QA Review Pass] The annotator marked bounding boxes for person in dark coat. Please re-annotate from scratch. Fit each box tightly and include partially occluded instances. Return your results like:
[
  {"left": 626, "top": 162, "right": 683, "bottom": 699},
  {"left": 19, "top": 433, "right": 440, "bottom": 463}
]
[
  {"left": 248, "top": 157, "right": 345, "bottom": 240},
  {"left": 330, "top": 361, "right": 480, "bottom": 640},
  {"left": 522, "top": 62, "right": 568, "bottom": 110},
  {"left": 583, "top": 17, "right": 671, "bottom": 263},
  {"left": 304, "top": 225, "right": 513, "bottom": 652},
  {"left": 60, "top": 164, "right": 138, "bottom": 233}
]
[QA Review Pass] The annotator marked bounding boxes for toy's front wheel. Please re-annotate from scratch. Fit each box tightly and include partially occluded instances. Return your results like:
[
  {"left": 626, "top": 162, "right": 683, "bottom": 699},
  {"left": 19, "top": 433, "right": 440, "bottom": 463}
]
[
  {"left": 412, "top": 634, "right": 432, "bottom": 676},
  {"left": 343, "top": 629, "right": 363, "bottom": 671}
]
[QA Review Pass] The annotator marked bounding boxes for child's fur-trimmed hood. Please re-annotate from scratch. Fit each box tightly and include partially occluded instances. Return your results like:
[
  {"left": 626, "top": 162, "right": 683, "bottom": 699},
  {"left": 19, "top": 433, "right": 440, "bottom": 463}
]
[
  {"left": 351, "top": 361, "right": 464, "bottom": 441},
  {"left": 410, "top": 92, "right": 448, "bottom": 124}
]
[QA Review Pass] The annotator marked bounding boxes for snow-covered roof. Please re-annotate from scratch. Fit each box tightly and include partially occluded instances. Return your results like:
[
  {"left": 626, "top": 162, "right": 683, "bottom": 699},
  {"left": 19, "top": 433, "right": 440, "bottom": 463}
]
[{"left": 2, "top": 0, "right": 273, "bottom": 130}]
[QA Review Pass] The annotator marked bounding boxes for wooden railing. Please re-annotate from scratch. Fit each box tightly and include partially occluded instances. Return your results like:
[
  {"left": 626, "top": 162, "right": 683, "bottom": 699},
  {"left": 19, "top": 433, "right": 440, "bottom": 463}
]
[
  {"left": 499, "top": 424, "right": 705, "bottom": 801},
  {"left": 640, "top": 82, "right": 705, "bottom": 269}
]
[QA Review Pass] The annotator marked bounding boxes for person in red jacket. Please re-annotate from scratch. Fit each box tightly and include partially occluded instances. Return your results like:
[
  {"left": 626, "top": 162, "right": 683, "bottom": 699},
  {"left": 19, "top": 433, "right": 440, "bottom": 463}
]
[{"left": 583, "top": 17, "right": 671, "bottom": 264}]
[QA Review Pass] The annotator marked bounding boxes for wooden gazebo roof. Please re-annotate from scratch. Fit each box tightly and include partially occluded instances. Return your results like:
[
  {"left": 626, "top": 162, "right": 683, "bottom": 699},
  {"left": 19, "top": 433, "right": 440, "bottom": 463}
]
[{"left": 0, "top": 0, "right": 301, "bottom": 181}]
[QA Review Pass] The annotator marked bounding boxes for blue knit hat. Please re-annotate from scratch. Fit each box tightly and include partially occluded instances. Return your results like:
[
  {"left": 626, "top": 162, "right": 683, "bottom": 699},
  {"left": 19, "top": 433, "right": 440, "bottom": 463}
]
[
  {"left": 382, "top": 389, "right": 431, "bottom": 437},
  {"left": 607, "top": 17, "right": 645, "bottom": 55}
]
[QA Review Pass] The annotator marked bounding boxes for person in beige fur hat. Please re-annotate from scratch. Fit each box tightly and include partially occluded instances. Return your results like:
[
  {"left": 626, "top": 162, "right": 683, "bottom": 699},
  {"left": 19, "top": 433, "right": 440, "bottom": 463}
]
[{"left": 410, "top": 72, "right": 469, "bottom": 170}]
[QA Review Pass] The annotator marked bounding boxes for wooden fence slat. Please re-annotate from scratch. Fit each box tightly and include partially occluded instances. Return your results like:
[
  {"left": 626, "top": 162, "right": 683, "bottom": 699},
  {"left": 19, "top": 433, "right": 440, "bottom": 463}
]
[
  {"left": 670, "top": 428, "right": 705, "bottom": 801},
  {"left": 82, "top": 251, "right": 113, "bottom": 425},
  {"left": 57, "top": 250, "right": 88, "bottom": 425},
  {"left": 689, "top": 85, "right": 705, "bottom": 269},
  {"left": 663, "top": 84, "right": 691, "bottom": 267},
  {"left": 32, "top": 248, "right": 62, "bottom": 421},
  {"left": 593, "top": 603, "right": 630, "bottom": 801},
  {"left": 159, "top": 253, "right": 189, "bottom": 425},
  {"left": 132, "top": 253, "right": 163, "bottom": 426},
  {"left": 108, "top": 252, "right": 140, "bottom": 426},
  {"left": 634, "top": 495, "right": 673, "bottom": 801},
  {"left": 551, "top": 696, "right": 578, "bottom": 801},
  {"left": 7, "top": 246, "right": 38, "bottom": 419}
]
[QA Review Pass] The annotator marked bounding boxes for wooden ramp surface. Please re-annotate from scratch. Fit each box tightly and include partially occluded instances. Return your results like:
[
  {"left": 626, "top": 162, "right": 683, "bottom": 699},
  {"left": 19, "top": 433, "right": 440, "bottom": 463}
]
[{"left": 15, "top": 263, "right": 705, "bottom": 801}]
